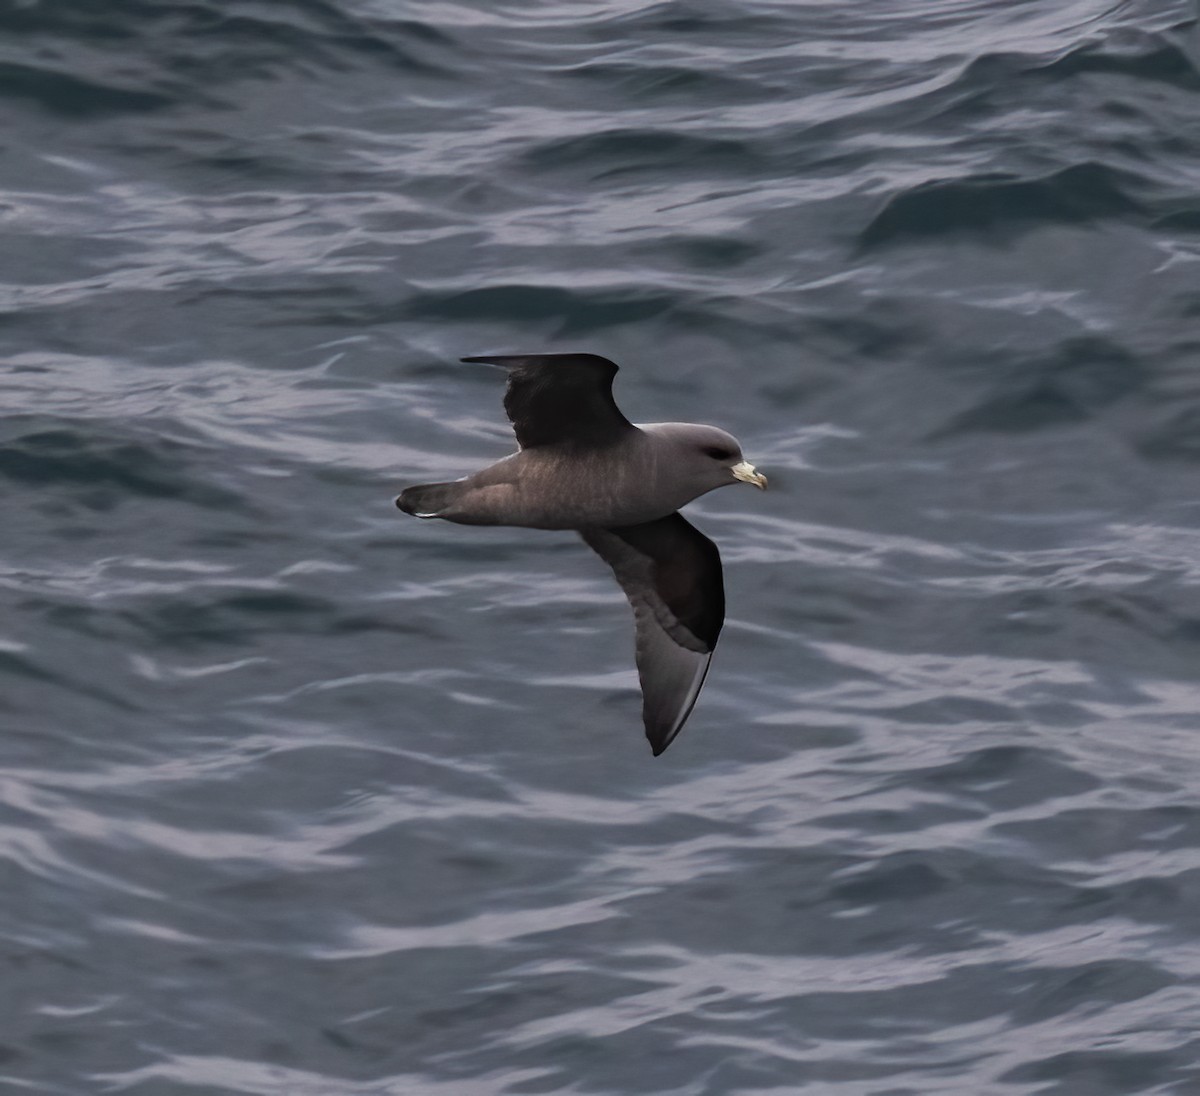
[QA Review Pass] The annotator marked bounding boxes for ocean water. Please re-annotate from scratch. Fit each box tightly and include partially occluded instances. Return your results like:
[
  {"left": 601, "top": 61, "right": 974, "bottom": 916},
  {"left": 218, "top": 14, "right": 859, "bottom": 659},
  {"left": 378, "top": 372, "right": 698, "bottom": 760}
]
[{"left": 3, "top": 1, "right": 1200, "bottom": 1092}]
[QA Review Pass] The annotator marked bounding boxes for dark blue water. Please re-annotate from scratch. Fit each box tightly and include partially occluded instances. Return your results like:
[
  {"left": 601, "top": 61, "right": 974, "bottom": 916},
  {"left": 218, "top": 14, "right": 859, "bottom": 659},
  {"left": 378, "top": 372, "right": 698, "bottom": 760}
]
[{"left": 4, "top": 1, "right": 1200, "bottom": 1092}]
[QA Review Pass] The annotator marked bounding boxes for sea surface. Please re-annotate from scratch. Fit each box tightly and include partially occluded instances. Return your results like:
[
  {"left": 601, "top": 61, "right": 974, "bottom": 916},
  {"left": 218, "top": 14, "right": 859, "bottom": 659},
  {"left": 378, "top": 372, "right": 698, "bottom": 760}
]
[{"left": 4, "top": 1, "right": 1200, "bottom": 1093}]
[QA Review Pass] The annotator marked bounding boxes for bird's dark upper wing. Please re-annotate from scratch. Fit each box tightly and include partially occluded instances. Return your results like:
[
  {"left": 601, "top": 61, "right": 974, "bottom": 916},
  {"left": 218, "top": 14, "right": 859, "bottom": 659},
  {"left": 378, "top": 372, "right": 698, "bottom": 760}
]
[
  {"left": 580, "top": 513, "right": 725, "bottom": 756},
  {"left": 461, "top": 354, "right": 634, "bottom": 450}
]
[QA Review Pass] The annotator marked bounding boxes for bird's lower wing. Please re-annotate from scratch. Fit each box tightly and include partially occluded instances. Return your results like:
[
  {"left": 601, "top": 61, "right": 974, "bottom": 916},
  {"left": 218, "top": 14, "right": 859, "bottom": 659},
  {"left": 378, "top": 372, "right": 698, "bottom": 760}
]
[{"left": 580, "top": 513, "right": 725, "bottom": 755}]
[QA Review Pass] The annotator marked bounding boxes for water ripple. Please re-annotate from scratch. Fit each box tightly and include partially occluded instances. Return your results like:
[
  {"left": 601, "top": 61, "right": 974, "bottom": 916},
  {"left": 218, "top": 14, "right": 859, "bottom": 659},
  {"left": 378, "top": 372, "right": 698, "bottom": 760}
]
[{"left": 4, "top": 0, "right": 1200, "bottom": 1093}]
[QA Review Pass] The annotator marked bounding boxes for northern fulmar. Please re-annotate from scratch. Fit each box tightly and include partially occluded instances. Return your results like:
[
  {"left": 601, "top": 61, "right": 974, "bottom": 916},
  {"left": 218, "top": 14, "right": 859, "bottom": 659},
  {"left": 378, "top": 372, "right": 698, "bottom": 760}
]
[{"left": 396, "top": 353, "right": 766, "bottom": 756}]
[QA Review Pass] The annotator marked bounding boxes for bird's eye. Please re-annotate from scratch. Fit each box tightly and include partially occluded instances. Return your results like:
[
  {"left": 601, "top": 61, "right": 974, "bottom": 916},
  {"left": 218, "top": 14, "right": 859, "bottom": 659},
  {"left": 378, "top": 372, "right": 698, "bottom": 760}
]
[{"left": 703, "top": 445, "right": 732, "bottom": 461}]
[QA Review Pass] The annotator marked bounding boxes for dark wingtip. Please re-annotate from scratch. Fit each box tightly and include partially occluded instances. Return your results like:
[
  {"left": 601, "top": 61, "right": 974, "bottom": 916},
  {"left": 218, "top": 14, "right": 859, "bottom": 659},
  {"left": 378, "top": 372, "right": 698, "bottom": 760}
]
[
  {"left": 461, "top": 355, "right": 525, "bottom": 366},
  {"left": 646, "top": 724, "right": 679, "bottom": 757},
  {"left": 460, "top": 353, "right": 618, "bottom": 370}
]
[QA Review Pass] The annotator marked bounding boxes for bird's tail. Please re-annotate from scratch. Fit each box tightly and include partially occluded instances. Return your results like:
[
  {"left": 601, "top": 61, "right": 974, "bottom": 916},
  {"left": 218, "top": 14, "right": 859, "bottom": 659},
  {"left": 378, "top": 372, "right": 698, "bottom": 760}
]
[{"left": 395, "top": 480, "right": 462, "bottom": 519}]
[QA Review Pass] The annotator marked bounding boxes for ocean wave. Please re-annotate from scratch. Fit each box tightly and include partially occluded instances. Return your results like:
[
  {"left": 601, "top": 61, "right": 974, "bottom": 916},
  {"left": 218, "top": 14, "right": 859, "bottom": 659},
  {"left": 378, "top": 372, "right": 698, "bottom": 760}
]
[
  {"left": 4, "top": 0, "right": 1200, "bottom": 1093},
  {"left": 860, "top": 162, "right": 1145, "bottom": 247}
]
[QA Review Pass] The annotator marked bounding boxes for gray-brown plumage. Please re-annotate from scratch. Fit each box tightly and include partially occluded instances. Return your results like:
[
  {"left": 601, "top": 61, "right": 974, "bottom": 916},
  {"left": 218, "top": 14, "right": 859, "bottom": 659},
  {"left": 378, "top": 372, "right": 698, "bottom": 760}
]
[{"left": 396, "top": 353, "right": 766, "bottom": 755}]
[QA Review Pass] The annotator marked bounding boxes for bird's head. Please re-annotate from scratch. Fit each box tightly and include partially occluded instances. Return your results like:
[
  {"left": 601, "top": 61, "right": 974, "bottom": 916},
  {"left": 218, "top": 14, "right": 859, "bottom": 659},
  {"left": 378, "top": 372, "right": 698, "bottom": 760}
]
[{"left": 647, "top": 423, "right": 768, "bottom": 495}]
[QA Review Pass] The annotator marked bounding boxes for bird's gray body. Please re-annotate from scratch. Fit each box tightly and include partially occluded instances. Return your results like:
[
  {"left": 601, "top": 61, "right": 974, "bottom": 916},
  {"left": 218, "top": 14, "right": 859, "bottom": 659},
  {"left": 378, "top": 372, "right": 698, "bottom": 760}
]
[
  {"left": 395, "top": 354, "right": 765, "bottom": 756},
  {"left": 402, "top": 422, "right": 746, "bottom": 530}
]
